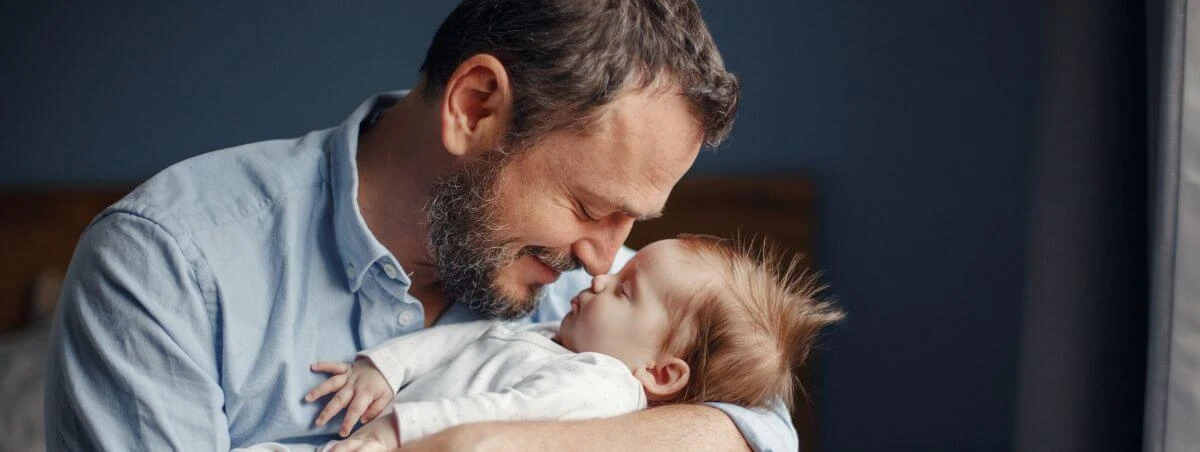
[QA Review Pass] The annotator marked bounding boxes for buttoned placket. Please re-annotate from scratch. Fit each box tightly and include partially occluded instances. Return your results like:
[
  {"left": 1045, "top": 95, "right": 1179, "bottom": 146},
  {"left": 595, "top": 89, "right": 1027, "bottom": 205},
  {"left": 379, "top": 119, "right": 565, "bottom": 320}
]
[{"left": 353, "top": 259, "right": 425, "bottom": 349}]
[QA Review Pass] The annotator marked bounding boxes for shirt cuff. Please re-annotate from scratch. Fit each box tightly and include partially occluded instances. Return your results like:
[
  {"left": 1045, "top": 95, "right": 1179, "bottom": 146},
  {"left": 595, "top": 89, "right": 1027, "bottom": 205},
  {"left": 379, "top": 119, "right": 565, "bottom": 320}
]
[{"left": 704, "top": 399, "right": 799, "bottom": 452}]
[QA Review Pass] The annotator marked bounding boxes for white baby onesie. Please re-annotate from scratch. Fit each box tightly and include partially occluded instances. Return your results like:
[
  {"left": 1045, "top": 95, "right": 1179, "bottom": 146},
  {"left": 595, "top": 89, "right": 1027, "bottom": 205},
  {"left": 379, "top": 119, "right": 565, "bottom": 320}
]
[{"left": 358, "top": 320, "right": 648, "bottom": 445}]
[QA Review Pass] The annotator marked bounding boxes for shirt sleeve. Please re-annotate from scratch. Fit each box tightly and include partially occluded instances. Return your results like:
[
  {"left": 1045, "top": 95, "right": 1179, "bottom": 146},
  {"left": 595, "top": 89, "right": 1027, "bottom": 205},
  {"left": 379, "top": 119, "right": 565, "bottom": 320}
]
[
  {"left": 44, "top": 211, "right": 229, "bottom": 451},
  {"left": 392, "top": 352, "right": 645, "bottom": 445},
  {"left": 357, "top": 320, "right": 495, "bottom": 395},
  {"left": 705, "top": 398, "right": 799, "bottom": 452}
]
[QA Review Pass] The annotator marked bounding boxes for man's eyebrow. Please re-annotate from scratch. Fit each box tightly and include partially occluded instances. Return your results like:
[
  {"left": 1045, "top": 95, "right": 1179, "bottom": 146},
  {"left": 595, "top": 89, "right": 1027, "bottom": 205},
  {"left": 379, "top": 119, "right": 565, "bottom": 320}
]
[
  {"left": 581, "top": 189, "right": 662, "bottom": 220},
  {"left": 621, "top": 203, "right": 663, "bottom": 221}
]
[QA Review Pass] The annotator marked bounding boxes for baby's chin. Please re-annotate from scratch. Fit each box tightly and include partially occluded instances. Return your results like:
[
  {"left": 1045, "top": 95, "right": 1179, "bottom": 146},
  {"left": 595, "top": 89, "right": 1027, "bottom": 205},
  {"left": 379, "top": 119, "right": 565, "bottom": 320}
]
[{"left": 558, "top": 314, "right": 588, "bottom": 352}]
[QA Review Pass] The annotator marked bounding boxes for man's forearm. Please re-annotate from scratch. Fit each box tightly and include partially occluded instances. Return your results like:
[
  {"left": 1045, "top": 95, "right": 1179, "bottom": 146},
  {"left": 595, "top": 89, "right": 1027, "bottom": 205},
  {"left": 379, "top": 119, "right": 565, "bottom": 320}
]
[{"left": 408, "top": 404, "right": 751, "bottom": 451}]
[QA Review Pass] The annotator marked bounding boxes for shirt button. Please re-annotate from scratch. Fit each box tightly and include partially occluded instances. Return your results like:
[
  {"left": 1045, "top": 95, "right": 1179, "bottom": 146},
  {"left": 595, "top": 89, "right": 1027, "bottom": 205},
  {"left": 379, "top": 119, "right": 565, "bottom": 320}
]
[
  {"left": 383, "top": 263, "right": 400, "bottom": 279},
  {"left": 397, "top": 310, "right": 416, "bottom": 327},
  {"left": 345, "top": 264, "right": 356, "bottom": 278}
]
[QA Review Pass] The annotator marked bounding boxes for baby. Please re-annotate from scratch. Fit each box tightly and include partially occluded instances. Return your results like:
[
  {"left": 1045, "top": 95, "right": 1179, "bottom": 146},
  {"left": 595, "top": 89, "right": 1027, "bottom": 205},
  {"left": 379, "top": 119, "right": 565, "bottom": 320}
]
[{"left": 304, "top": 235, "right": 844, "bottom": 450}]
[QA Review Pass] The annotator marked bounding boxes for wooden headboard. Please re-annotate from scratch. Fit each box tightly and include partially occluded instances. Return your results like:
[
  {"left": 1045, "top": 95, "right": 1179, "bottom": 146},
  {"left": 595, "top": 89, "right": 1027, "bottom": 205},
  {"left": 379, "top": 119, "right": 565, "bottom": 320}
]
[
  {"left": 0, "top": 175, "right": 822, "bottom": 450},
  {"left": 625, "top": 177, "right": 814, "bottom": 251},
  {"left": 0, "top": 188, "right": 130, "bottom": 332}
]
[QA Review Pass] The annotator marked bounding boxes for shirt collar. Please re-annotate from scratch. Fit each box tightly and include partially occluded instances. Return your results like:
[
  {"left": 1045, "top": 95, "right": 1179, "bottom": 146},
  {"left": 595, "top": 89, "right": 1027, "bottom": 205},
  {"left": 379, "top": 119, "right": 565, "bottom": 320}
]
[{"left": 330, "top": 90, "right": 413, "bottom": 292}]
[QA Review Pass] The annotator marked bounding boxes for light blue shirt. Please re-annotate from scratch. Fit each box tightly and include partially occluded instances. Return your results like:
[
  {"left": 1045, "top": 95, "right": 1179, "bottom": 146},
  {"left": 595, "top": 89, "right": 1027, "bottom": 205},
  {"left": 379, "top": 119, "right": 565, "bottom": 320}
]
[{"left": 44, "top": 92, "right": 798, "bottom": 451}]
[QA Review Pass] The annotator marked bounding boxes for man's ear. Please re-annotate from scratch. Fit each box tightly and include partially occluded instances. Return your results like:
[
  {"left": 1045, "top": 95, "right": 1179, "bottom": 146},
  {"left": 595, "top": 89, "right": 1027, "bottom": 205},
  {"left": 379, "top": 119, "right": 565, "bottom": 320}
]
[
  {"left": 439, "top": 53, "right": 512, "bottom": 158},
  {"left": 633, "top": 356, "right": 691, "bottom": 402}
]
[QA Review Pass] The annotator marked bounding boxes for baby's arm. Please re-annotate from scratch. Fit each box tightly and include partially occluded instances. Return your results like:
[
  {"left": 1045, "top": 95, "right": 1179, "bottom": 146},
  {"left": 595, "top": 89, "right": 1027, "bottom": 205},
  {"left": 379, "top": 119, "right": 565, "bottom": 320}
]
[
  {"left": 306, "top": 320, "right": 496, "bottom": 436},
  {"left": 391, "top": 353, "right": 646, "bottom": 445},
  {"left": 358, "top": 320, "right": 497, "bottom": 394}
]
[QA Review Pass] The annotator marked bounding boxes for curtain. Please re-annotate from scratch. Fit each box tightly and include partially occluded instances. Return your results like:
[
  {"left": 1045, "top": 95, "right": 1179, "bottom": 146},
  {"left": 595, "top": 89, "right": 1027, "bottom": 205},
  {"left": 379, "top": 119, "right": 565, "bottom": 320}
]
[
  {"left": 1012, "top": 0, "right": 1151, "bottom": 450},
  {"left": 1144, "top": 0, "right": 1200, "bottom": 450}
]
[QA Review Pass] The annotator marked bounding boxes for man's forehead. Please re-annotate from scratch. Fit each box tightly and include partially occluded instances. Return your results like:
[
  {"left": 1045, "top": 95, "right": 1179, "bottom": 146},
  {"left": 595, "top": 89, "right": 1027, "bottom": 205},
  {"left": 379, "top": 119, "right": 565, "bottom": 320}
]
[
  {"left": 591, "top": 87, "right": 704, "bottom": 165},
  {"left": 537, "top": 87, "right": 701, "bottom": 220}
]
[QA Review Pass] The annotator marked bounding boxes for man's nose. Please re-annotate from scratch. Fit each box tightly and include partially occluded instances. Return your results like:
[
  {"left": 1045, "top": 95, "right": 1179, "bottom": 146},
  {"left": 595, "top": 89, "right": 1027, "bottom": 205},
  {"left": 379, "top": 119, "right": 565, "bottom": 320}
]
[{"left": 572, "top": 217, "right": 635, "bottom": 276}]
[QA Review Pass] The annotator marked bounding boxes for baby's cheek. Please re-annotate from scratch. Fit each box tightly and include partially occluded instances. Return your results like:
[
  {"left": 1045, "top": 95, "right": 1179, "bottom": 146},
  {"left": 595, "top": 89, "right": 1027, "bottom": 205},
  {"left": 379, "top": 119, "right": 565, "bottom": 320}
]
[
  {"left": 579, "top": 322, "right": 618, "bottom": 353},
  {"left": 573, "top": 319, "right": 601, "bottom": 348}
]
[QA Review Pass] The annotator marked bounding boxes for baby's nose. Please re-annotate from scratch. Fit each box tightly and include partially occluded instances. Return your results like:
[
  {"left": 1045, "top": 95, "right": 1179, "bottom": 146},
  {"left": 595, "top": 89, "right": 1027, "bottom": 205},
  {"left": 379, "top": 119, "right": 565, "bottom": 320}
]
[{"left": 591, "top": 274, "right": 613, "bottom": 294}]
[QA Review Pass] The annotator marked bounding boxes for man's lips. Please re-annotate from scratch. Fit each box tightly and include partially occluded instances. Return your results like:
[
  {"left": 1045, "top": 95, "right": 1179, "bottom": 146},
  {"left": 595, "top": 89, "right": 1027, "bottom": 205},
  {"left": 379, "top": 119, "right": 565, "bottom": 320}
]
[
  {"left": 534, "top": 252, "right": 575, "bottom": 273},
  {"left": 530, "top": 255, "right": 562, "bottom": 284},
  {"left": 537, "top": 255, "right": 561, "bottom": 272}
]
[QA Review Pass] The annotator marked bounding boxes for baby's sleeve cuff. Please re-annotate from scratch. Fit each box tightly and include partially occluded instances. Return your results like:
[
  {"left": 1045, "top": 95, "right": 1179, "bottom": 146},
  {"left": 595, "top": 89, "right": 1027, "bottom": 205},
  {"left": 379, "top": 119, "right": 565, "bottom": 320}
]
[
  {"left": 393, "top": 402, "right": 437, "bottom": 446},
  {"left": 357, "top": 350, "right": 404, "bottom": 396}
]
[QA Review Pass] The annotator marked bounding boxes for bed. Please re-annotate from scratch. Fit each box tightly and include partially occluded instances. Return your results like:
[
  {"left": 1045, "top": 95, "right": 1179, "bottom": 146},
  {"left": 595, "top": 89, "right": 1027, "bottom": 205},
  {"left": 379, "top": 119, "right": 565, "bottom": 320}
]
[{"left": 0, "top": 176, "right": 821, "bottom": 451}]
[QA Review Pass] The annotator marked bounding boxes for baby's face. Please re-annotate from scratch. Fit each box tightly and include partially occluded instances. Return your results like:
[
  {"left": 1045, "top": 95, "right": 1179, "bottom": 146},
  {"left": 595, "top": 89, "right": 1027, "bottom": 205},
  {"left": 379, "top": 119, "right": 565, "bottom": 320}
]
[{"left": 558, "top": 239, "right": 706, "bottom": 369}]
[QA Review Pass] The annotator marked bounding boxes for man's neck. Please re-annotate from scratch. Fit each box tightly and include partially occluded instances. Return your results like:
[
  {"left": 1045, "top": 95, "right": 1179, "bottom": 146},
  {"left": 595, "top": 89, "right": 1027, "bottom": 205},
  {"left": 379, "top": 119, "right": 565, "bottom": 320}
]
[{"left": 355, "top": 91, "right": 455, "bottom": 321}]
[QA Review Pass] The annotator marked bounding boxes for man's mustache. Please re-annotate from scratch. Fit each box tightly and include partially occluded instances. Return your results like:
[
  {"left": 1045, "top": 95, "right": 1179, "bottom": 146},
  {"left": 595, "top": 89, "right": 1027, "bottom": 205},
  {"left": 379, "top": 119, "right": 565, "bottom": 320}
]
[{"left": 519, "top": 246, "right": 581, "bottom": 273}]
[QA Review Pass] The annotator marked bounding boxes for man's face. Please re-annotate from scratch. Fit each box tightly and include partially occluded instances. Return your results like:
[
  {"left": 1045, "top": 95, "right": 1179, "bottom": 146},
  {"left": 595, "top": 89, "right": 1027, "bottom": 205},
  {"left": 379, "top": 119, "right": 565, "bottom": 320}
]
[{"left": 427, "top": 87, "right": 703, "bottom": 319}]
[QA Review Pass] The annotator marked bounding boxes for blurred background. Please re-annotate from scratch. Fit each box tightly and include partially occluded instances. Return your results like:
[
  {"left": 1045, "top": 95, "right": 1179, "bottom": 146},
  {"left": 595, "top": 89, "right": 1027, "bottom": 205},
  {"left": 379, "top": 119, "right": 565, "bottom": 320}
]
[{"left": 0, "top": 1, "right": 1181, "bottom": 451}]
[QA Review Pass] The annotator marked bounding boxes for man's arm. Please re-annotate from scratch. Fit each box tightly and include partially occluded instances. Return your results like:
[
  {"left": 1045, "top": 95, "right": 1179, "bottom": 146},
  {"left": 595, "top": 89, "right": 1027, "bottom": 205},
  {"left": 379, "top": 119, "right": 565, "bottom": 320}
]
[
  {"left": 402, "top": 404, "right": 752, "bottom": 452},
  {"left": 446, "top": 396, "right": 799, "bottom": 452},
  {"left": 44, "top": 211, "right": 229, "bottom": 450}
]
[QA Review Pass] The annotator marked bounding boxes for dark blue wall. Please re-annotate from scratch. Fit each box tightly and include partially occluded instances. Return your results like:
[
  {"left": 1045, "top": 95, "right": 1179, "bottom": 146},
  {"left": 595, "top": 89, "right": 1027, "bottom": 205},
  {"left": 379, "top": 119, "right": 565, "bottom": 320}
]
[
  {"left": 697, "top": 3, "right": 1040, "bottom": 450},
  {"left": 0, "top": 2, "right": 1041, "bottom": 450}
]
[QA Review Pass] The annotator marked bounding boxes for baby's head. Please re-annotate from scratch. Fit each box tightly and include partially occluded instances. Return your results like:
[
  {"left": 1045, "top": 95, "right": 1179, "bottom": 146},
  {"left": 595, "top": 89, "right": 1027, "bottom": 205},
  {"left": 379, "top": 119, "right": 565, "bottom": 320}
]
[{"left": 557, "top": 234, "right": 844, "bottom": 409}]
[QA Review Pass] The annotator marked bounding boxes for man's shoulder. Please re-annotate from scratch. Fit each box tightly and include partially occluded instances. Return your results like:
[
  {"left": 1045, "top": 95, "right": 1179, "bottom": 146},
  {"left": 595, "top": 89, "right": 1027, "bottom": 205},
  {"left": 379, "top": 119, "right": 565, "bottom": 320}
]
[{"left": 108, "top": 129, "right": 335, "bottom": 234}]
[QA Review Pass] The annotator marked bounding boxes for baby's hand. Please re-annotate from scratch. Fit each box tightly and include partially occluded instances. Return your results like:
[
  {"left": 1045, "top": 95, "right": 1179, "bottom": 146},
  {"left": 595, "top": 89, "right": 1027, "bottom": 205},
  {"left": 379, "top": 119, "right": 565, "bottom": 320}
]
[{"left": 306, "top": 359, "right": 394, "bottom": 437}]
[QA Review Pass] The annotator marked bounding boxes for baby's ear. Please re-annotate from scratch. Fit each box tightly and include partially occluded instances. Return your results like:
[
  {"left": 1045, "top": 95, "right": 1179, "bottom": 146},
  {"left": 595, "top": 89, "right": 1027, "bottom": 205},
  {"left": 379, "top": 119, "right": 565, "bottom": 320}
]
[{"left": 633, "top": 356, "right": 690, "bottom": 401}]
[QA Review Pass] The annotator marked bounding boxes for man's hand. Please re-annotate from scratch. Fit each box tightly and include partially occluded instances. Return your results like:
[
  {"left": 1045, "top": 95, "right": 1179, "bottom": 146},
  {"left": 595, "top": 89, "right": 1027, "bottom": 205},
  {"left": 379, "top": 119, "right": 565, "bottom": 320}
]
[
  {"left": 397, "top": 423, "right": 492, "bottom": 452},
  {"left": 326, "top": 439, "right": 390, "bottom": 452},
  {"left": 327, "top": 412, "right": 402, "bottom": 452},
  {"left": 307, "top": 359, "right": 395, "bottom": 437}
]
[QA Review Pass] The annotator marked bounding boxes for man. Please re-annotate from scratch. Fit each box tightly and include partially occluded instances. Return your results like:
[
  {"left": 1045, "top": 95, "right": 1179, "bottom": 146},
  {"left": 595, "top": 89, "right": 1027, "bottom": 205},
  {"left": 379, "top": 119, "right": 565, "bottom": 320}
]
[{"left": 46, "top": 1, "right": 796, "bottom": 450}]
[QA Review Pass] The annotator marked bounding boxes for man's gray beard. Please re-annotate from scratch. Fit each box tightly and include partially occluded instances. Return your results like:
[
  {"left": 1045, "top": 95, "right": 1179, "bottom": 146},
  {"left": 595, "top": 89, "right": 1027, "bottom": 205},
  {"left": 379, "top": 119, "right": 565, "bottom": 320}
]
[{"left": 425, "top": 150, "right": 580, "bottom": 319}]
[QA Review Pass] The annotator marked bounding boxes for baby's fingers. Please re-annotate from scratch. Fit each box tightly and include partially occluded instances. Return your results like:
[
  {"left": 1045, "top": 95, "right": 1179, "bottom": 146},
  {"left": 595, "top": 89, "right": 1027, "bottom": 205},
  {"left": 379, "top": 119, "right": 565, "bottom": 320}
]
[
  {"left": 311, "top": 361, "right": 352, "bottom": 375},
  {"left": 339, "top": 395, "right": 373, "bottom": 437},
  {"left": 315, "top": 386, "right": 355, "bottom": 427},
  {"left": 305, "top": 373, "right": 349, "bottom": 403},
  {"left": 361, "top": 395, "right": 391, "bottom": 424}
]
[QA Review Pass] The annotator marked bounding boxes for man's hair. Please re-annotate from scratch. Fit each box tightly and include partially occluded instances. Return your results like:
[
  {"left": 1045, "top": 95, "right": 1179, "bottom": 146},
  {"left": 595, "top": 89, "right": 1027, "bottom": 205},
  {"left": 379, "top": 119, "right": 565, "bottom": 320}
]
[
  {"left": 419, "top": 0, "right": 740, "bottom": 148},
  {"left": 659, "top": 234, "right": 845, "bottom": 410}
]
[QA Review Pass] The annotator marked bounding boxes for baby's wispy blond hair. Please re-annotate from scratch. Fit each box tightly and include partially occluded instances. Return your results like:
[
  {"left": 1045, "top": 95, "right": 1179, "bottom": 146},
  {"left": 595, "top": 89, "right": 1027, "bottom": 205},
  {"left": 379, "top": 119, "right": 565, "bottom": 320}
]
[{"left": 658, "top": 234, "right": 845, "bottom": 410}]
